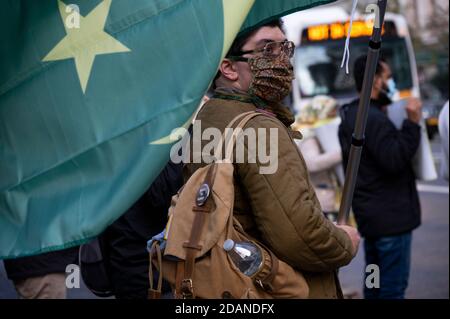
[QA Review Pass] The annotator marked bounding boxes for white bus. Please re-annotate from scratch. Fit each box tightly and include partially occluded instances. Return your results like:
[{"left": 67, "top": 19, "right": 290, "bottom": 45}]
[{"left": 283, "top": 6, "right": 420, "bottom": 114}]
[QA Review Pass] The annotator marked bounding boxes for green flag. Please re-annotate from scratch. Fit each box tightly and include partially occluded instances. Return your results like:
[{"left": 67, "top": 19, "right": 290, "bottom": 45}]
[{"left": 0, "top": 0, "right": 335, "bottom": 259}]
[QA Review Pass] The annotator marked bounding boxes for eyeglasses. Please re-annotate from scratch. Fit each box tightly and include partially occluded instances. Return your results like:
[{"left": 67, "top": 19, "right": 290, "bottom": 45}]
[{"left": 229, "top": 40, "right": 295, "bottom": 62}]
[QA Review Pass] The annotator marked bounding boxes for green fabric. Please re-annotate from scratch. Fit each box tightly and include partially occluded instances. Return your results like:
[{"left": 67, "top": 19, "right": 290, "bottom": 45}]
[
  {"left": 0, "top": 0, "right": 336, "bottom": 259},
  {"left": 240, "top": 0, "right": 337, "bottom": 34}
]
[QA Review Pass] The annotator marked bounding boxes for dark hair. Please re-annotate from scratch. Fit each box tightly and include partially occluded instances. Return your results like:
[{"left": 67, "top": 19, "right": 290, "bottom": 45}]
[
  {"left": 353, "top": 55, "right": 386, "bottom": 92},
  {"left": 226, "top": 19, "right": 284, "bottom": 58},
  {"left": 212, "top": 19, "right": 284, "bottom": 87}
]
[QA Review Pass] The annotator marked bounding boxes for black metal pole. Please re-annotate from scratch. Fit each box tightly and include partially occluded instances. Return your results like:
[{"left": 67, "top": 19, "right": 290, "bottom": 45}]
[{"left": 338, "top": 0, "right": 388, "bottom": 225}]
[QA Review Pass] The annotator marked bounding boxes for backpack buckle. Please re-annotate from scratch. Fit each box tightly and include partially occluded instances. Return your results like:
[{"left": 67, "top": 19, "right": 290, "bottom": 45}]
[
  {"left": 255, "top": 279, "right": 274, "bottom": 292},
  {"left": 181, "top": 279, "right": 194, "bottom": 299}
]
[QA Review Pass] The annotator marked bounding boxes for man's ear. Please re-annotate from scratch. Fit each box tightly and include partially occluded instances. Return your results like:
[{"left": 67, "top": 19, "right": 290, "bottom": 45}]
[{"left": 219, "top": 59, "right": 239, "bottom": 81}]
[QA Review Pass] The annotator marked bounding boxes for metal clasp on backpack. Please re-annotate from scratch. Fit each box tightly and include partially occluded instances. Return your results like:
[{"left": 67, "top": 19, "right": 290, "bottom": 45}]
[
  {"left": 181, "top": 279, "right": 194, "bottom": 299},
  {"left": 255, "top": 278, "right": 274, "bottom": 292}
]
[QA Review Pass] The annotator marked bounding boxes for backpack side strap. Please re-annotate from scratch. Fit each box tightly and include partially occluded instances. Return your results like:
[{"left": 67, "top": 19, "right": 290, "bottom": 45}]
[
  {"left": 253, "top": 242, "right": 280, "bottom": 292},
  {"left": 148, "top": 242, "right": 163, "bottom": 299}
]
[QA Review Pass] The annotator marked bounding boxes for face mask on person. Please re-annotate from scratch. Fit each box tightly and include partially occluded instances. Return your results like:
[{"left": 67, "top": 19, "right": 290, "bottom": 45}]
[
  {"left": 384, "top": 78, "right": 398, "bottom": 99},
  {"left": 229, "top": 41, "right": 295, "bottom": 103},
  {"left": 377, "top": 77, "right": 397, "bottom": 107},
  {"left": 247, "top": 52, "right": 295, "bottom": 102}
]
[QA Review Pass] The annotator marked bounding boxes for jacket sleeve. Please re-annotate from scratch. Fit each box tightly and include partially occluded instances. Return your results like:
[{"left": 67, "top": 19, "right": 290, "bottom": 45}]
[
  {"left": 146, "top": 160, "right": 184, "bottom": 210},
  {"left": 365, "top": 111, "right": 421, "bottom": 175},
  {"left": 235, "top": 116, "right": 354, "bottom": 273}
]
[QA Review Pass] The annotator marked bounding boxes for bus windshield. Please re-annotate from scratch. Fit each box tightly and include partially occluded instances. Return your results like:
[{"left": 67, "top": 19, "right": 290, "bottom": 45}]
[{"left": 294, "top": 37, "right": 413, "bottom": 98}]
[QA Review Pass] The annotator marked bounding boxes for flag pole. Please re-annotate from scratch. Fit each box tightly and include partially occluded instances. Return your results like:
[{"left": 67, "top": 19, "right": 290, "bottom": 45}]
[{"left": 338, "top": 0, "right": 388, "bottom": 225}]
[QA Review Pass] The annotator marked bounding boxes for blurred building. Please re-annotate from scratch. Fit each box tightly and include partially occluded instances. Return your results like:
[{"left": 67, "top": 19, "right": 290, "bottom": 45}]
[
  {"left": 338, "top": 0, "right": 449, "bottom": 46},
  {"left": 399, "top": 0, "right": 449, "bottom": 45}
]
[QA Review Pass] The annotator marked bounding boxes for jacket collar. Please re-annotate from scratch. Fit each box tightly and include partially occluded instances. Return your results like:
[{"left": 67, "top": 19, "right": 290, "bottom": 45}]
[
  {"left": 347, "top": 98, "right": 386, "bottom": 111},
  {"left": 213, "top": 87, "right": 296, "bottom": 128}
]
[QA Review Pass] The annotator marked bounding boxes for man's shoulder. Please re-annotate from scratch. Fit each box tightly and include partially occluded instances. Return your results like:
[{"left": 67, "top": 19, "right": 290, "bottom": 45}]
[
  {"left": 197, "top": 97, "right": 256, "bottom": 124},
  {"left": 340, "top": 99, "right": 358, "bottom": 118},
  {"left": 198, "top": 98, "right": 287, "bottom": 131},
  {"left": 342, "top": 99, "right": 385, "bottom": 116},
  {"left": 347, "top": 100, "right": 388, "bottom": 121}
]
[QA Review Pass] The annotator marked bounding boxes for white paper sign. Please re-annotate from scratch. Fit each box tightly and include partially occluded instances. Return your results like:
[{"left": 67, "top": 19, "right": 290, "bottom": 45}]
[
  {"left": 387, "top": 100, "right": 437, "bottom": 181},
  {"left": 314, "top": 117, "right": 346, "bottom": 185}
]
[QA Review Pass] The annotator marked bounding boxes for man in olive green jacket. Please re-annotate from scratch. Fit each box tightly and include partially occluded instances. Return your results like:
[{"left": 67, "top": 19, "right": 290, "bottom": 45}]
[{"left": 184, "top": 19, "right": 360, "bottom": 299}]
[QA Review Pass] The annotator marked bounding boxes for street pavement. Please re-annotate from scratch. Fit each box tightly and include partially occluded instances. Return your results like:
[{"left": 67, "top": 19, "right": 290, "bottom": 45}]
[{"left": 0, "top": 137, "right": 448, "bottom": 299}]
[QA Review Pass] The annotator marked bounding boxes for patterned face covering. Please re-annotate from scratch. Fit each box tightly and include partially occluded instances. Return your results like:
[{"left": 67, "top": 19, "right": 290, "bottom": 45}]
[{"left": 247, "top": 52, "right": 294, "bottom": 103}]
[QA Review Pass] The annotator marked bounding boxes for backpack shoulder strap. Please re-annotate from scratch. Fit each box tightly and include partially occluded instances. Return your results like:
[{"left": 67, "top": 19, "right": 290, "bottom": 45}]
[{"left": 220, "top": 111, "right": 266, "bottom": 162}]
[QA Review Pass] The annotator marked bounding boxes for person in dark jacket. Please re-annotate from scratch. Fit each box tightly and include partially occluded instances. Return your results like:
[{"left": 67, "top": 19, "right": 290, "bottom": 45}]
[
  {"left": 100, "top": 160, "right": 184, "bottom": 299},
  {"left": 338, "top": 55, "right": 423, "bottom": 299},
  {"left": 5, "top": 160, "right": 183, "bottom": 299}
]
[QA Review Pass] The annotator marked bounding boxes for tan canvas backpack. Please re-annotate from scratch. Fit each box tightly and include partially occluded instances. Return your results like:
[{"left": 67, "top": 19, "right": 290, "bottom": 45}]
[{"left": 148, "top": 111, "right": 309, "bottom": 299}]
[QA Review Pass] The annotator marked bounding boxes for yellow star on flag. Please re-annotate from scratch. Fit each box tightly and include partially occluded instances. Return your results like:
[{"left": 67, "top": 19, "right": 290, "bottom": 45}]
[{"left": 43, "top": 0, "right": 130, "bottom": 93}]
